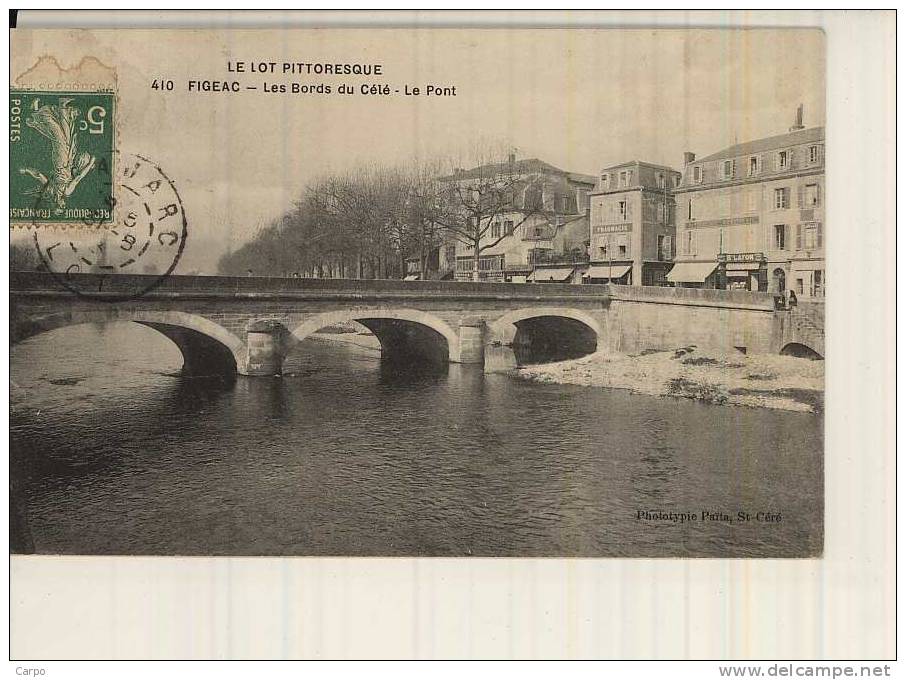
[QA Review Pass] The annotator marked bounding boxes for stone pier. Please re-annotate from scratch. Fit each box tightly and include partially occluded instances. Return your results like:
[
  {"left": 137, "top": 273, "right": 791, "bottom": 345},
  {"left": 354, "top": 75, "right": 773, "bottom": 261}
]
[{"left": 245, "top": 319, "right": 286, "bottom": 376}]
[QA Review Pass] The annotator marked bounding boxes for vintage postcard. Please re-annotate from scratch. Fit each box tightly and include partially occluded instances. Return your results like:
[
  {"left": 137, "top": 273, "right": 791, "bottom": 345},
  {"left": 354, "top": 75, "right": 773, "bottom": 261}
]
[{"left": 9, "top": 26, "right": 827, "bottom": 561}]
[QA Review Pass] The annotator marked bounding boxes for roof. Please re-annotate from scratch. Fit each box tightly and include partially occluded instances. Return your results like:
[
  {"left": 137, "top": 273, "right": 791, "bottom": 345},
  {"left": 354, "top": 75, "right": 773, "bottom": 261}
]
[
  {"left": 440, "top": 158, "right": 596, "bottom": 185},
  {"left": 601, "top": 160, "right": 681, "bottom": 174},
  {"left": 696, "top": 127, "right": 825, "bottom": 164}
]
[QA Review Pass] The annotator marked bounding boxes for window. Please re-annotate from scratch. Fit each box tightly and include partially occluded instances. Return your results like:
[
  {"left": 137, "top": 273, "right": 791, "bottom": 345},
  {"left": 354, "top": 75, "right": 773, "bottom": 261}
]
[
  {"left": 777, "top": 150, "right": 789, "bottom": 170},
  {"left": 619, "top": 171, "right": 628, "bottom": 187},
  {"left": 674, "top": 175, "right": 680, "bottom": 188},
  {"left": 524, "top": 185, "right": 543, "bottom": 210},
  {"left": 534, "top": 226, "right": 544, "bottom": 238},
  {"left": 774, "top": 224, "right": 786, "bottom": 250},
  {"left": 801, "top": 223, "right": 823, "bottom": 250},
  {"left": 657, "top": 234, "right": 666, "bottom": 261},
  {"left": 685, "top": 230, "right": 696, "bottom": 256},
  {"left": 722, "top": 159, "right": 736, "bottom": 179},
  {"left": 774, "top": 187, "right": 790, "bottom": 209},
  {"left": 748, "top": 156, "right": 760, "bottom": 176},
  {"left": 656, "top": 173, "right": 665, "bottom": 189},
  {"left": 601, "top": 173, "right": 610, "bottom": 188},
  {"left": 618, "top": 244, "right": 627, "bottom": 257},
  {"left": 808, "top": 145, "right": 820, "bottom": 164},
  {"left": 687, "top": 198, "right": 693, "bottom": 220},
  {"left": 804, "top": 183, "right": 820, "bottom": 207},
  {"left": 618, "top": 200, "right": 628, "bottom": 221},
  {"left": 504, "top": 220, "right": 514, "bottom": 235},
  {"left": 796, "top": 278, "right": 804, "bottom": 295},
  {"left": 693, "top": 166, "right": 702, "bottom": 183},
  {"left": 478, "top": 256, "right": 502, "bottom": 271},
  {"left": 490, "top": 222, "right": 501, "bottom": 239}
]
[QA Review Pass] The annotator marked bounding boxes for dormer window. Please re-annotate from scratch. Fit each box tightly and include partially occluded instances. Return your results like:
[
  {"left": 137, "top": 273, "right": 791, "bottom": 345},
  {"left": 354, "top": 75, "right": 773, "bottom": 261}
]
[
  {"left": 808, "top": 145, "right": 821, "bottom": 164},
  {"left": 722, "top": 159, "right": 736, "bottom": 179},
  {"left": 656, "top": 173, "right": 665, "bottom": 189},
  {"left": 777, "top": 150, "right": 789, "bottom": 170},
  {"left": 748, "top": 156, "right": 760, "bottom": 176},
  {"left": 619, "top": 170, "right": 628, "bottom": 187},
  {"left": 693, "top": 166, "right": 702, "bottom": 183},
  {"left": 601, "top": 173, "right": 610, "bottom": 188}
]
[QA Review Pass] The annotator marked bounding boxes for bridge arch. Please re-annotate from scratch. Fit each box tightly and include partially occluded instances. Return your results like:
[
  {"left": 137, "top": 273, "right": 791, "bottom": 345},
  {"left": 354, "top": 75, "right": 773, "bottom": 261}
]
[
  {"left": 780, "top": 342, "right": 823, "bottom": 360},
  {"left": 488, "top": 307, "right": 605, "bottom": 345},
  {"left": 12, "top": 310, "right": 246, "bottom": 375},
  {"left": 289, "top": 308, "right": 462, "bottom": 363},
  {"left": 487, "top": 307, "right": 605, "bottom": 366}
]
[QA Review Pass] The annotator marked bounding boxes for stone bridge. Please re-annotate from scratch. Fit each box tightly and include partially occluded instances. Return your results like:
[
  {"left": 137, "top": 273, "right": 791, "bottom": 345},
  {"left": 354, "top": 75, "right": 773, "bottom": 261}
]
[
  {"left": 778, "top": 302, "right": 826, "bottom": 359},
  {"left": 10, "top": 272, "right": 824, "bottom": 376}
]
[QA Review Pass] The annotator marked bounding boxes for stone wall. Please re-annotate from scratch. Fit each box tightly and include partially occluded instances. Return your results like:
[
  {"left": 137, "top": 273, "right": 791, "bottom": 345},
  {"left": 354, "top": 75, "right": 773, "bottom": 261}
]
[{"left": 604, "top": 284, "right": 778, "bottom": 355}]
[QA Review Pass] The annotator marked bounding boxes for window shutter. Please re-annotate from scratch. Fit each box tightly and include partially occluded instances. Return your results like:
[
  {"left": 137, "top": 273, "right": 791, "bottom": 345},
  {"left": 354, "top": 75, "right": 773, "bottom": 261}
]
[
  {"left": 816, "top": 223, "right": 823, "bottom": 249},
  {"left": 664, "top": 235, "right": 672, "bottom": 259},
  {"left": 785, "top": 224, "right": 792, "bottom": 251},
  {"left": 797, "top": 185, "right": 805, "bottom": 208},
  {"left": 796, "top": 224, "right": 803, "bottom": 250}
]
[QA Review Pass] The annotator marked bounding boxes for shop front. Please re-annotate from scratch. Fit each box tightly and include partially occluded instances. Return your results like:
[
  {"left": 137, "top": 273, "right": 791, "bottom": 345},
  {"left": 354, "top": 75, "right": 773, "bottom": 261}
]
[{"left": 718, "top": 252, "right": 767, "bottom": 292}]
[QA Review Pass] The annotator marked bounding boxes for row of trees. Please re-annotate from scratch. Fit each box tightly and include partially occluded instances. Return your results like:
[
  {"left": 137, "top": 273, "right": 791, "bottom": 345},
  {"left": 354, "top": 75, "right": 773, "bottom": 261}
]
[{"left": 218, "top": 154, "right": 547, "bottom": 282}]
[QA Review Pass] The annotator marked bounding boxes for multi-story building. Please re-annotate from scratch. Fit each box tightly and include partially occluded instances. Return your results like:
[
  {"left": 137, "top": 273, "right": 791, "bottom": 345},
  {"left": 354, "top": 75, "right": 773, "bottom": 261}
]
[
  {"left": 587, "top": 161, "right": 681, "bottom": 286},
  {"left": 670, "top": 109, "right": 825, "bottom": 298},
  {"left": 441, "top": 156, "right": 596, "bottom": 283}
]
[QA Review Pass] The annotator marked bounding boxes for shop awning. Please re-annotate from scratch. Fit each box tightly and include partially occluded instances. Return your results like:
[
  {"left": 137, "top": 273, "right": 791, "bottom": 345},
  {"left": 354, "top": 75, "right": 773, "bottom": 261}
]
[
  {"left": 583, "top": 264, "right": 632, "bottom": 280},
  {"left": 666, "top": 261, "right": 718, "bottom": 283},
  {"left": 527, "top": 267, "right": 574, "bottom": 282},
  {"left": 403, "top": 274, "right": 419, "bottom": 281}
]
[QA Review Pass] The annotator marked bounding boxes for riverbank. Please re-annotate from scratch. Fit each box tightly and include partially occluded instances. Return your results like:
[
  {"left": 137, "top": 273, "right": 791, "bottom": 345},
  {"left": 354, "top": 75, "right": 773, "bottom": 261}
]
[
  {"left": 309, "top": 325, "right": 823, "bottom": 413},
  {"left": 311, "top": 324, "right": 381, "bottom": 352},
  {"left": 514, "top": 347, "right": 824, "bottom": 413}
]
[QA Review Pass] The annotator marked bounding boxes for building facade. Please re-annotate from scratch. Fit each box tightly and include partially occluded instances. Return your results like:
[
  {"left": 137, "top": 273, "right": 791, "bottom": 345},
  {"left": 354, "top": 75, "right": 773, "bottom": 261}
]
[
  {"left": 587, "top": 161, "right": 681, "bottom": 286},
  {"left": 671, "top": 116, "right": 825, "bottom": 298},
  {"left": 442, "top": 157, "right": 596, "bottom": 283}
]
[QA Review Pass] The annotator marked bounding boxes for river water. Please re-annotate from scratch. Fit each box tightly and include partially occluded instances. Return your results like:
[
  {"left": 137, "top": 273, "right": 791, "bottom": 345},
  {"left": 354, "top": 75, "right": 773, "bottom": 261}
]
[{"left": 10, "top": 323, "right": 823, "bottom": 557}]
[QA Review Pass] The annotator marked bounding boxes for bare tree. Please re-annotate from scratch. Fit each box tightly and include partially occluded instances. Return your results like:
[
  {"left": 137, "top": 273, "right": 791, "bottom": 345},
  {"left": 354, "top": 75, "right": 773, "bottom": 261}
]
[{"left": 431, "top": 154, "right": 544, "bottom": 281}]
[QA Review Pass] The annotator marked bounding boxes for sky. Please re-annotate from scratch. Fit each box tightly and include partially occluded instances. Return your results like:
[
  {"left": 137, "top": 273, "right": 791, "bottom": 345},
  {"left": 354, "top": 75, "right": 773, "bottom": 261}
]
[{"left": 11, "top": 28, "right": 825, "bottom": 273}]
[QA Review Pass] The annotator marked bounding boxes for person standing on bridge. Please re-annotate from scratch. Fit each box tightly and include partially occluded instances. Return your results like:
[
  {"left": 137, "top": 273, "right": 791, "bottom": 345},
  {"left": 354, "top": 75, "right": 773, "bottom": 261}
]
[{"left": 787, "top": 289, "right": 798, "bottom": 309}]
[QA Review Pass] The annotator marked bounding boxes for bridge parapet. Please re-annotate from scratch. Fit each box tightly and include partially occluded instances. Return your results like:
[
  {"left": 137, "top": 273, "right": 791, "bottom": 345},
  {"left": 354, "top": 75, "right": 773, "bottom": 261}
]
[
  {"left": 10, "top": 272, "right": 613, "bottom": 301},
  {"left": 608, "top": 283, "right": 776, "bottom": 311}
]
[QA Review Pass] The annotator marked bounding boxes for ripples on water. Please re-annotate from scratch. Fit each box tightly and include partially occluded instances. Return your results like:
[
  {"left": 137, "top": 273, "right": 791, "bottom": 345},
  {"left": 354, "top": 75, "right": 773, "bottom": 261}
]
[{"left": 10, "top": 323, "right": 823, "bottom": 557}]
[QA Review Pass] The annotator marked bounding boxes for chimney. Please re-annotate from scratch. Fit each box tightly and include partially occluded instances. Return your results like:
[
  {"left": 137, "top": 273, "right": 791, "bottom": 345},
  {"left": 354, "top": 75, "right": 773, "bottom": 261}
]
[
  {"left": 789, "top": 104, "right": 805, "bottom": 132},
  {"left": 683, "top": 151, "right": 696, "bottom": 165}
]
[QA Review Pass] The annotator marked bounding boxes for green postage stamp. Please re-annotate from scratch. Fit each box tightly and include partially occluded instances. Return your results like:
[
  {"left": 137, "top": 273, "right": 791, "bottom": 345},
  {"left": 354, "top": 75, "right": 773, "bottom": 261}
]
[{"left": 10, "top": 90, "right": 115, "bottom": 226}]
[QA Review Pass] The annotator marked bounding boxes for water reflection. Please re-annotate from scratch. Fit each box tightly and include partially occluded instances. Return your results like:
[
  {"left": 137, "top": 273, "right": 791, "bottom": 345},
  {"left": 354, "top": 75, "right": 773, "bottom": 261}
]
[{"left": 10, "top": 322, "right": 823, "bottom": 557}]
